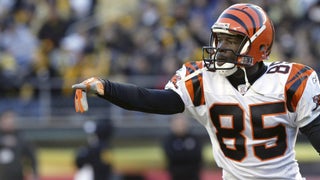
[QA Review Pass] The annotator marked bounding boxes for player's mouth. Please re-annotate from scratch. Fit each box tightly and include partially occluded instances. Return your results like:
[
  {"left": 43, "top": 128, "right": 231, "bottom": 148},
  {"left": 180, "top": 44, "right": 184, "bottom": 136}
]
[{"left": 215, "top": 56, "right": 235, "bottom": 66}]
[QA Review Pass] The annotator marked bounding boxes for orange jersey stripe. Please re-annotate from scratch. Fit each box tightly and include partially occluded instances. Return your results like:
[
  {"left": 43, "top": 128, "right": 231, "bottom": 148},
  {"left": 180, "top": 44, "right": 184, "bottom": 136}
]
[
  {"left": 285, "top": 63, "right": 313, "bottom": 112},
  {"left": 184, "top": 61, "right": 205, "bottom": 106}
]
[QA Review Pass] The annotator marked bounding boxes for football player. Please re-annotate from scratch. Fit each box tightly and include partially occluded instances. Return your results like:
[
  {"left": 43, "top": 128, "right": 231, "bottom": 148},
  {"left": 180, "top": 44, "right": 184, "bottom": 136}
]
[{"left": 72, "top": 3, "right": 320, "bottom": 179}]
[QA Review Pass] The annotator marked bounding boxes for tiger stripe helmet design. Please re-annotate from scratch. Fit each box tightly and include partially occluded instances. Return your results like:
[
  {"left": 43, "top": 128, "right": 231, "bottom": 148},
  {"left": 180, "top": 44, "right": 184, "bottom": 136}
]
[{"left": 203, "top": 3, "right": 274, "bottom": 71}]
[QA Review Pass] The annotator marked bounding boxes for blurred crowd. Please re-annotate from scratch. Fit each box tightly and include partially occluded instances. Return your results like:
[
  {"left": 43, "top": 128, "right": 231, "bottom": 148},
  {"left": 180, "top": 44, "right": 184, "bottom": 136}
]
[{"left": 1, "top": 0, "right": 320, "bottom": 109}]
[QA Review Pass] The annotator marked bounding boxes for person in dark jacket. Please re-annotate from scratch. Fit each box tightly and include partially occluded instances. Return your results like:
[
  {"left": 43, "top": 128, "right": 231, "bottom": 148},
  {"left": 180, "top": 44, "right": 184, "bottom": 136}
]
[
  {"left": 75, "top": 118, "right": 114, "bottom": 180},
  {"left": 0, "top": 110, "right": 38, "bottom": 180},
  {"left": 163, "top": 114, "right": 203, "bottom": 180}
]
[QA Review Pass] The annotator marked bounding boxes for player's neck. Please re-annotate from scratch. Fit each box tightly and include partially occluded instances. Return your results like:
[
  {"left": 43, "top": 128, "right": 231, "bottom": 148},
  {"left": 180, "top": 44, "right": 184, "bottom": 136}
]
[{"left": 227, "top": 62, "right": 266, "bottom": 89}]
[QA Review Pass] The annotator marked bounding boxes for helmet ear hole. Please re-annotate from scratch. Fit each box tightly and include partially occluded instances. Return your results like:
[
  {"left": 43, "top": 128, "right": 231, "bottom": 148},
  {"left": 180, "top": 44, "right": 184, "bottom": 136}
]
[
  {"left": 259, "top": 44, "right": 269, "bottom": 59},
  {"left": 259, "top": 44, "right": 267, "bottom": 52}
]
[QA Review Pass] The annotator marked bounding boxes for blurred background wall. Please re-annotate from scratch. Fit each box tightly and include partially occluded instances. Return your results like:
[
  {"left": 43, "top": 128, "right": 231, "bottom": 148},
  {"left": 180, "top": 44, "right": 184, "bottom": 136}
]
[{"left": 0, "top": 0, "right": 320, "bottom": 179}]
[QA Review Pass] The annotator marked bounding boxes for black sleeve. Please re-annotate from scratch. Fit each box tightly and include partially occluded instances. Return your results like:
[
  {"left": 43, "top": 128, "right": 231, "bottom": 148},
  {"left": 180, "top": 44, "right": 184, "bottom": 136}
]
[
  {"left": 98, "top": 80, "right": 185, "bottom": 114},
  {"left": 299, "top": 115, "right": 320, "bottom": 155}
]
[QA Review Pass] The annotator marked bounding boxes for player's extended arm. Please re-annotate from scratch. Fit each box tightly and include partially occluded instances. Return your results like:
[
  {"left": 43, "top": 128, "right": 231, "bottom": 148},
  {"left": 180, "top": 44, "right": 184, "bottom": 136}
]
[
  {"left": 299, "top": 115, "right": 320, "bottom": 155},
  {"left": 72, "top": 77, "right": 185, "bottom": 114}
]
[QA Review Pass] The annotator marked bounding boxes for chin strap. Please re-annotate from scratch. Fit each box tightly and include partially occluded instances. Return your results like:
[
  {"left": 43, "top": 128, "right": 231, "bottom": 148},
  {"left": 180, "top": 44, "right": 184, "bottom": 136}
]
[
  {"left": 238, "top": 67, "right": 251, "bottom": 95},
  {"left": 240, "top": 66, "right": 267, "bottom": 96},
  {"left": 241, "top": 67, "right": 251, "bottom": 88}
]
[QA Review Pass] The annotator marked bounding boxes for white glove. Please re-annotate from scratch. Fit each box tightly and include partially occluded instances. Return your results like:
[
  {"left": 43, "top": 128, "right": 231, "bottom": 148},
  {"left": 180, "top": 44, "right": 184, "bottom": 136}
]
[{"left": 72, "top": 77, "right": 105, "bottom": 113}]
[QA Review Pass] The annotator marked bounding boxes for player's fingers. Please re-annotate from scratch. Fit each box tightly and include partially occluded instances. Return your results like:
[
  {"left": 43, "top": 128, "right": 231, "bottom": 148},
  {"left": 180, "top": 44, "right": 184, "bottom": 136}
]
[
  {"left": 74, "top": 89, "right": 88, "bottom": 113},
  {"left": 74, "top": 89, "right": 81, "bottom": 112},
  {"left": 72, "top": 83, "right": 87, "bottom": 90}
]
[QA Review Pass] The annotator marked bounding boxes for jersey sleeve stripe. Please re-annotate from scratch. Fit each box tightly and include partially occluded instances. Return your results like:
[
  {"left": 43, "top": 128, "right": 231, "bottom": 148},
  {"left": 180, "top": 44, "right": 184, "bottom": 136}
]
[
  {"left": 184, "top": 61, "right": 205, "bottom": 106},
  {"left": 185, "top": 61, "right": 203, "bottom": 75},
  {"left": 287, "top": 66, "right": 312, "bottom": 84},
  {"left": 285, "top": 65, "right": 313, "bottom": 112},
  {"left": 191, "top": 76, "right": 203, "bottom": 106},
  {"left": 185, "top": 61, "right": 200, "bottom": 75}
]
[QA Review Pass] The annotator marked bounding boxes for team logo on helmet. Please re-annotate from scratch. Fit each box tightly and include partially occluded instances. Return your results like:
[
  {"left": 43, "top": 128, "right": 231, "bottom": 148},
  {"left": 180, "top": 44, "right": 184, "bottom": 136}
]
[{"left": 213, "top": 23, "right": 230, "bottom": 30}]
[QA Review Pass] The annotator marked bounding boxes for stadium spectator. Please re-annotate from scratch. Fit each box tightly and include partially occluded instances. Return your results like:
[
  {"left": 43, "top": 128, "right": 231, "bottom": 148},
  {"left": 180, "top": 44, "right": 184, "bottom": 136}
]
[
  {"left": 37, "top": 4, "right": 71, "bottom": 52},
  {"left": 74, "top": 118, "right": 114, "bottom": 180},
  {"left": 0, "top": 4, "right": 38, "bottom": 79},
  {"left": 0, "top": 110, "right": 38, "bottom": 180},
  {"left": 163, "top": 114, "right": 202, "bottom": 180},
  {"left": 73, "top": 3, "right": 320, "bottom": 179}
]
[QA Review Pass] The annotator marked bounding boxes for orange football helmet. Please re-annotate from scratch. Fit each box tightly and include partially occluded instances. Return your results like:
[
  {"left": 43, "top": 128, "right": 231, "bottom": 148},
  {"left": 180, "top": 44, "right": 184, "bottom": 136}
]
[{"left": 203, "top": 3, "right": 274, "bottom": 73}]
